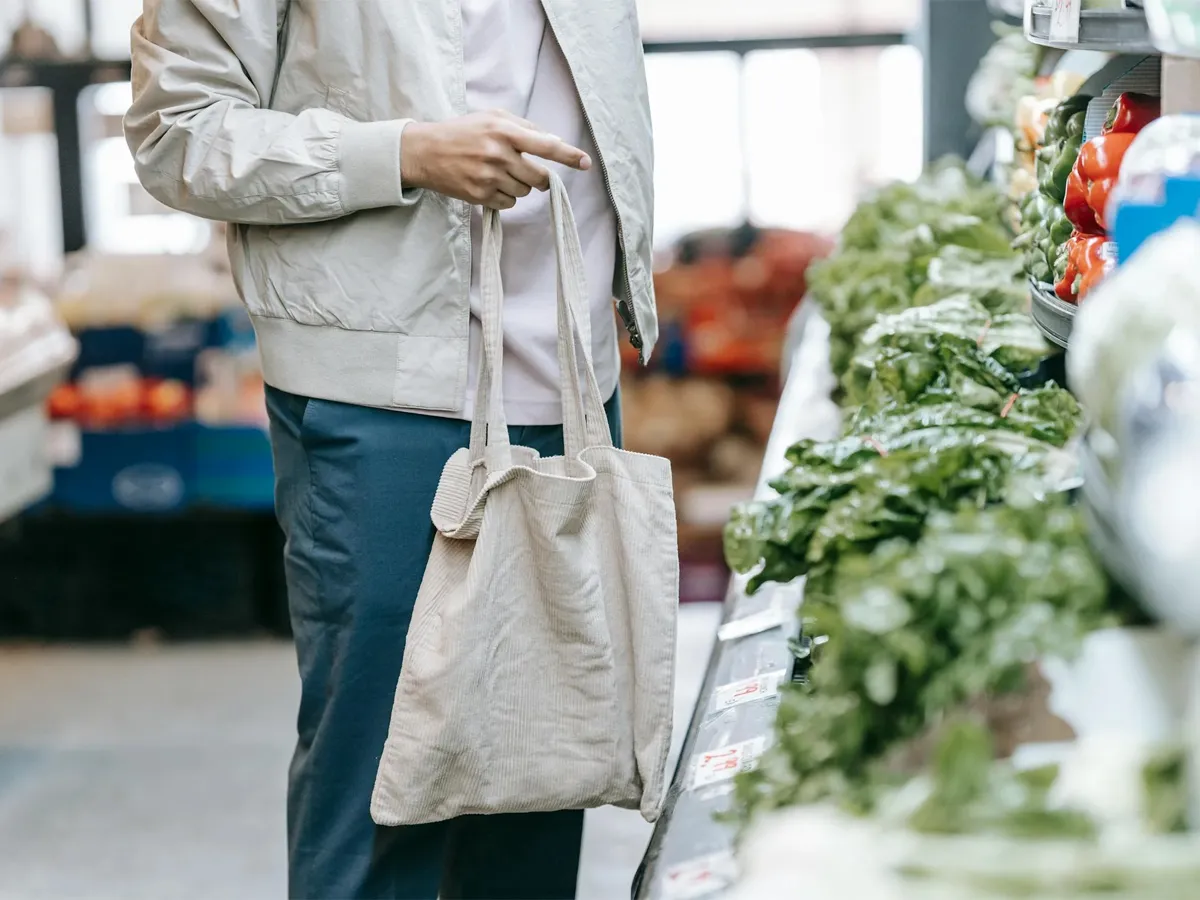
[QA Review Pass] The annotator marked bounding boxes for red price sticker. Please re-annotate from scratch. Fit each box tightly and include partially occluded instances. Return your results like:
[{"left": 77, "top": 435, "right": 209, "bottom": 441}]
[
  {"left": 1049, "top": 0, "right": 1081, "bottom": 42},
  {"left": 712, "top": 670, "right": 785, "bottom": 712},
  {"left": 691, "top": 736, "right": 766, "bottom": 789},
  {"left": 661, "top": 852, "right": 737, "bottom": 900}
]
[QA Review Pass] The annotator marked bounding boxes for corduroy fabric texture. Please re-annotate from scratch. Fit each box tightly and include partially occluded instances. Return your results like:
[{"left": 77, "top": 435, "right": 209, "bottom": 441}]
[{"left": 371, "top": 174, "right": 678, "bottom": 826}]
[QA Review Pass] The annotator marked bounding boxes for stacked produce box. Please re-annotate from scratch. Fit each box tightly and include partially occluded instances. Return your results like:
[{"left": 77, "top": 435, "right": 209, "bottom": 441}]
[
  {"left": 41, "top": 244, "right": 273, "bottom": 513},
  {"left": 624, "top": 226, "right": 832, "bottom": 603}
]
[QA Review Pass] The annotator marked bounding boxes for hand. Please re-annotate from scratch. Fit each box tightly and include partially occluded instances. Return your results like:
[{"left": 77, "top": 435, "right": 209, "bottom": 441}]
[{"left": 400, "top": 110, "right": 591, "bottom": 209}]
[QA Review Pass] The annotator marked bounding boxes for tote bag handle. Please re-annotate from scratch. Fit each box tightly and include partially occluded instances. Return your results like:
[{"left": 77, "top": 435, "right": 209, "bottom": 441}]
[{"left": 468, "top": 173, "right": 614, "bottom": 470}]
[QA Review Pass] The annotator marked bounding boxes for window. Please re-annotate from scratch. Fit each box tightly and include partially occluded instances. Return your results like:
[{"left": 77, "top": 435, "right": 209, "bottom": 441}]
[
  {"left": 637, "top": 0, "right": 920, "bottom": 42},
  {"left": 646, "top": 43, "right": 923, "bottom": 244},
  {"left": 0, "top": 2, "right": 926, "bottom": 267},
  {"left": 86, "top": 82, "right": 212, "bottom": 255}
]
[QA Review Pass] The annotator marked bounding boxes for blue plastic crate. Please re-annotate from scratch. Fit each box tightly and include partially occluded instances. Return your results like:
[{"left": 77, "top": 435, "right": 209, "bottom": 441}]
[
  {"left": 52, "top": 425, "right": 196, "bottom": 513},
  {"left": 208, "top": 307, "right": 257, "bottom": 351},
  {"left": 194, "top": 424, "right": 276, "bottom": 510},
  {"left": 72, "top": 319, "right": 213, "bottom": 385}
]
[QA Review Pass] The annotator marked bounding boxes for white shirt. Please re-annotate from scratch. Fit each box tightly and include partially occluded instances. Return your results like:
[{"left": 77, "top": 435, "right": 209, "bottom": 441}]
[{"left": 454, "top": 0, "right": 621, "bottom": 426}]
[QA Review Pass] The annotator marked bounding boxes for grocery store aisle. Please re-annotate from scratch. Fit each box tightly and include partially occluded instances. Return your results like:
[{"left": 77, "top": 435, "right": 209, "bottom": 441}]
[{"left": 0, "top": 603, "right": 722, "bottom": 900}]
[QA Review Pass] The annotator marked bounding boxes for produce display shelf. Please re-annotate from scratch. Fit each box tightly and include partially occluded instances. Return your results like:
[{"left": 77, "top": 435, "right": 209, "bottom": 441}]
[
  {"left": 634, "top": 309, "right": 840, "bottom": 900},
  {"left": 1025, "top": 6, "right": 1155, "bottom": 53},
  {"left": 1030, "top": 277, "right": 1077, "bottom": 348}
]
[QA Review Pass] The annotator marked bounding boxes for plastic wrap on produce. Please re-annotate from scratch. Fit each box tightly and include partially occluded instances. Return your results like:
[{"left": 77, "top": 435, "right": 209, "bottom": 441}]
[
  {"left": 1068, "top": 219, "right": 1200, "bottom": 439},
  {"left": 1108, "top": 114, "right": 1200, "bottom": 223}
]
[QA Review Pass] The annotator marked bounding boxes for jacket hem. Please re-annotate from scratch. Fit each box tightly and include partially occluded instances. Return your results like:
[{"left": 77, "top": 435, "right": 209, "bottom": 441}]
[{"left": 251, "top": 315, "right": 466, "bottom": 412}]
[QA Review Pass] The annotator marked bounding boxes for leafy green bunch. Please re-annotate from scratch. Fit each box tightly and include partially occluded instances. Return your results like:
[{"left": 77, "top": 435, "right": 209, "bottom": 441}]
[
  {"left": 725, "top": 388, "right": 1081, "bottom": 594},
  {"left": 839, "top": 160, "right": 1010, "bottom": 253},
  {"left": 910, "top": 245, "right": 1028, "bottom": 313},
  {"left": 810, "top": 162, "right": 1018, "bottom": 376},
  {"left": 733, "top": 498, "right": 1111, "bottom": 823},
  {"left": 843, "top": 296, "right": 1054, "bottom": 412}
]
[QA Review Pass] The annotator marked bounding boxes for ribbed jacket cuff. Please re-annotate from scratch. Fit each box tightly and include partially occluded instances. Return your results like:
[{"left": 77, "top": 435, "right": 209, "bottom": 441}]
[{"left": 338, "top": 118, "right": 417, "bottom": 212}]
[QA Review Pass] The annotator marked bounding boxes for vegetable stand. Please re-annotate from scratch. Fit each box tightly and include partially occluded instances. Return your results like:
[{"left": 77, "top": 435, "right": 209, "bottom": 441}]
[{"left": 634, "top": 307, "right": 839, "bottom": 900}]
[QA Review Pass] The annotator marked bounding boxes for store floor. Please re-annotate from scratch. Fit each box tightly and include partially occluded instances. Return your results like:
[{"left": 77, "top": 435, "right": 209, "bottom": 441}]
[{"left": 0, "top": 602, "right": 722, "bottom": 900}]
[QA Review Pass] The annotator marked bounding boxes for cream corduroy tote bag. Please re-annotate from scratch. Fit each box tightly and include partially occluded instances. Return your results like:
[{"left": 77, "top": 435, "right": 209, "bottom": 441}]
[{"left": 371, "top": 175, "right": 678, "bottom": 826}]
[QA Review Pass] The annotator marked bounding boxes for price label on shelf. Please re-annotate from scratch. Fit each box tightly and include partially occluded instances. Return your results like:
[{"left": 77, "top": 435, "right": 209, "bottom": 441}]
[
  {"left": 1049, "top": 0, "right": 1081, "bottom": 42},
  {"left": 716, "top": 602, "right": 788, "bottom": 643},
  {"left": 712, "top": 669, "right": 786, "bottom": 712},
  {"left": 691, "top": 736, "right": 765, "bottom": 789},
  {"left": 661, "top": 851, "right": 737, "bottom": 900}
]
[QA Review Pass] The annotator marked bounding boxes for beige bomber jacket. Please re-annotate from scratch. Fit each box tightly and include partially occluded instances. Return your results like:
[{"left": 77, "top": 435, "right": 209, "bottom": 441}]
[{"left": 124, "top": 0, "right": 657, "bottom": 412}]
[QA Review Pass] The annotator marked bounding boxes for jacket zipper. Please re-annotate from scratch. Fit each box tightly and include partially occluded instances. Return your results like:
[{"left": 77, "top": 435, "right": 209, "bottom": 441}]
[{"left": 538, "top": 1, "right": 646, "bottom": 364}]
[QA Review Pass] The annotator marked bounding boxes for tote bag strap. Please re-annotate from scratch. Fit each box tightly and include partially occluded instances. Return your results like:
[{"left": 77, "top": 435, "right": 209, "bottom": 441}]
[
  {"left": 547, "top": 176, "right": 614, "bottom": 456},
  {"left": 468, "top": 208, "right": 514, "bottom": 474},
  {"left": 469, "top": 172, "right": 614, "bottom": 469}
]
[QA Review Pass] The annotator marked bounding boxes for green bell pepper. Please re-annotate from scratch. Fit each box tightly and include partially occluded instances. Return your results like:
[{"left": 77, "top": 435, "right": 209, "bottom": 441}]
[
  {"left": 1044, "top": 94, "right": 1092, "bottom": 146},
  {"left": 1027, "top": 249, "right": 1052, "bottom": 285},
  {"left": 1021, "top": 210, "right": 1054, "bottom": 283},
  {"left": 1053, "top": 240, "right": 1069, "bottom": 285},
  {"left": 1024, "top": 191, "right": 1050, "bottom": 230},
  {"left": 1046, "top": 202, "right": 1073, "bottom": 247},
  {"left": 1035, "top": 145, "right": 1055, "bottom": 189},
  {"left": 1039, "top": 113, "right": 1086, "bottom": 204}
]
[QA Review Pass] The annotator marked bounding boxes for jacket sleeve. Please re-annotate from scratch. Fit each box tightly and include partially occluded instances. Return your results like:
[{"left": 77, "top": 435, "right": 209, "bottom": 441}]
[{"left": 124, "top": 0, "right": 412, "bottom": 225}]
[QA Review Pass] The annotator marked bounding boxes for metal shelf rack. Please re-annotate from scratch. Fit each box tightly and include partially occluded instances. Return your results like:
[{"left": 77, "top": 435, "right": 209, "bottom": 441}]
[
  {"left": 633, "top": 310, "right": 840, "bottom": 900},
  {"left": 1025, "top": 5, "right": 1156, "bottom": 53}
]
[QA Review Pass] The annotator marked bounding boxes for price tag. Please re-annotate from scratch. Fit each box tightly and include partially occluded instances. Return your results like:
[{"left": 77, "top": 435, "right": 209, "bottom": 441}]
[
  {"left": 1049, "top": 0, "right": 1081, "bottom": 42},
  {"left": 712, "top": 669, "right": 786, "bottom": 712},
  {"left": 691, "top": 736, "right": 765, "bottom": 789},
  {"left": 661, "top": 851, "right": 737, "bottom": 900},
  {"left": 716, "top": 603, "right": 788, "bottom": 643}
]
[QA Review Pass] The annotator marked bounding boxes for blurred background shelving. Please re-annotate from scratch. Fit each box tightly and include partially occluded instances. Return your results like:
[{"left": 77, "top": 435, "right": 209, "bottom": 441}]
[{"left": 0, "top": 0, "right": 1001, "bottom": 634}]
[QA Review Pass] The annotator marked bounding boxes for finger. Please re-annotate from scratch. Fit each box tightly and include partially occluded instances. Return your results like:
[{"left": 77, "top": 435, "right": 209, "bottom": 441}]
[
  {"left": 491, "top": 109, "right": 540, "bottom": 132},
  {"left": 508, "top": 129, "right": 591, "bottom": 171},
  {"left": 494, "top": 171, "right": 533, "bottom": 199},
  {"left": 484, "top": 191, "right": 517, "bottom": 211},
  {"left": 508, "top": 154, "right": 552, "bottom": 192}
]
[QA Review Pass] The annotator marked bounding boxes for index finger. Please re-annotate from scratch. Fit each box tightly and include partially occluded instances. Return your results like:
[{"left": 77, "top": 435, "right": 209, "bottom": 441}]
[{"left": 508, "top": 128, "right": 592, "bottom": 171}]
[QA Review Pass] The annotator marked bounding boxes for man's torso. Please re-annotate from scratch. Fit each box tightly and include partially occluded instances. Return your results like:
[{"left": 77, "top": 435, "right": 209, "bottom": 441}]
[{"left": 235, "top": 0, "right": 655, "bottom": 416}]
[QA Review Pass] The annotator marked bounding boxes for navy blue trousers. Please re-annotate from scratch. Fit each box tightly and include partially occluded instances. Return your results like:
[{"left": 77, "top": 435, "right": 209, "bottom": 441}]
[{"left": 266, "top": 386, "right": 622, "bottom": 900}]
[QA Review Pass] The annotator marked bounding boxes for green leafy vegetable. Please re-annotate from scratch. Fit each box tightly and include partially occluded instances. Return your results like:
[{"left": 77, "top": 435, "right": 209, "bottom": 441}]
[
  {"left": 911, "top": 245, "right": 1028, "bottom": 313},
  {"left": 725, "top": 404, "right": 1081, "bottom": 592},
  {"left": 847, "top": 296, "right": 1050, "bottom": 402},
  {"left": 840, "top": 159, "right": 1009, "bottom": 253},
  {"left": 1143, "top": 745, "right": 1188, "bottom": 835},
  {"left": 810, "top": 162, "right": 1015, "bottom": 377},
  {"left": 849, "top": 389, "right": 1082, "bottom": 449},
  {"left": 732, "top": 499, "right": 1111, "bottom": 824}
]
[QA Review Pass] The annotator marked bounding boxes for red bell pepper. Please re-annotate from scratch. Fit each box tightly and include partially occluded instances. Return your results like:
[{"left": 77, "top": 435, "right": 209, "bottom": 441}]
[
  {"left": 1064, "top": 168, "right": 1101, "bottom": 235},
  {"left": 1054, "top": 232, "right": 1107, "bottom": 303},
  {"left": 1075, "top": 239, "right": 1109, "bottom": 300},
  {"left": 1102, "top": 92, "right": 1160, "bottom": 136},
  {"left": 1068, "top": 131, "right": 1137, "bottom": 233}
]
